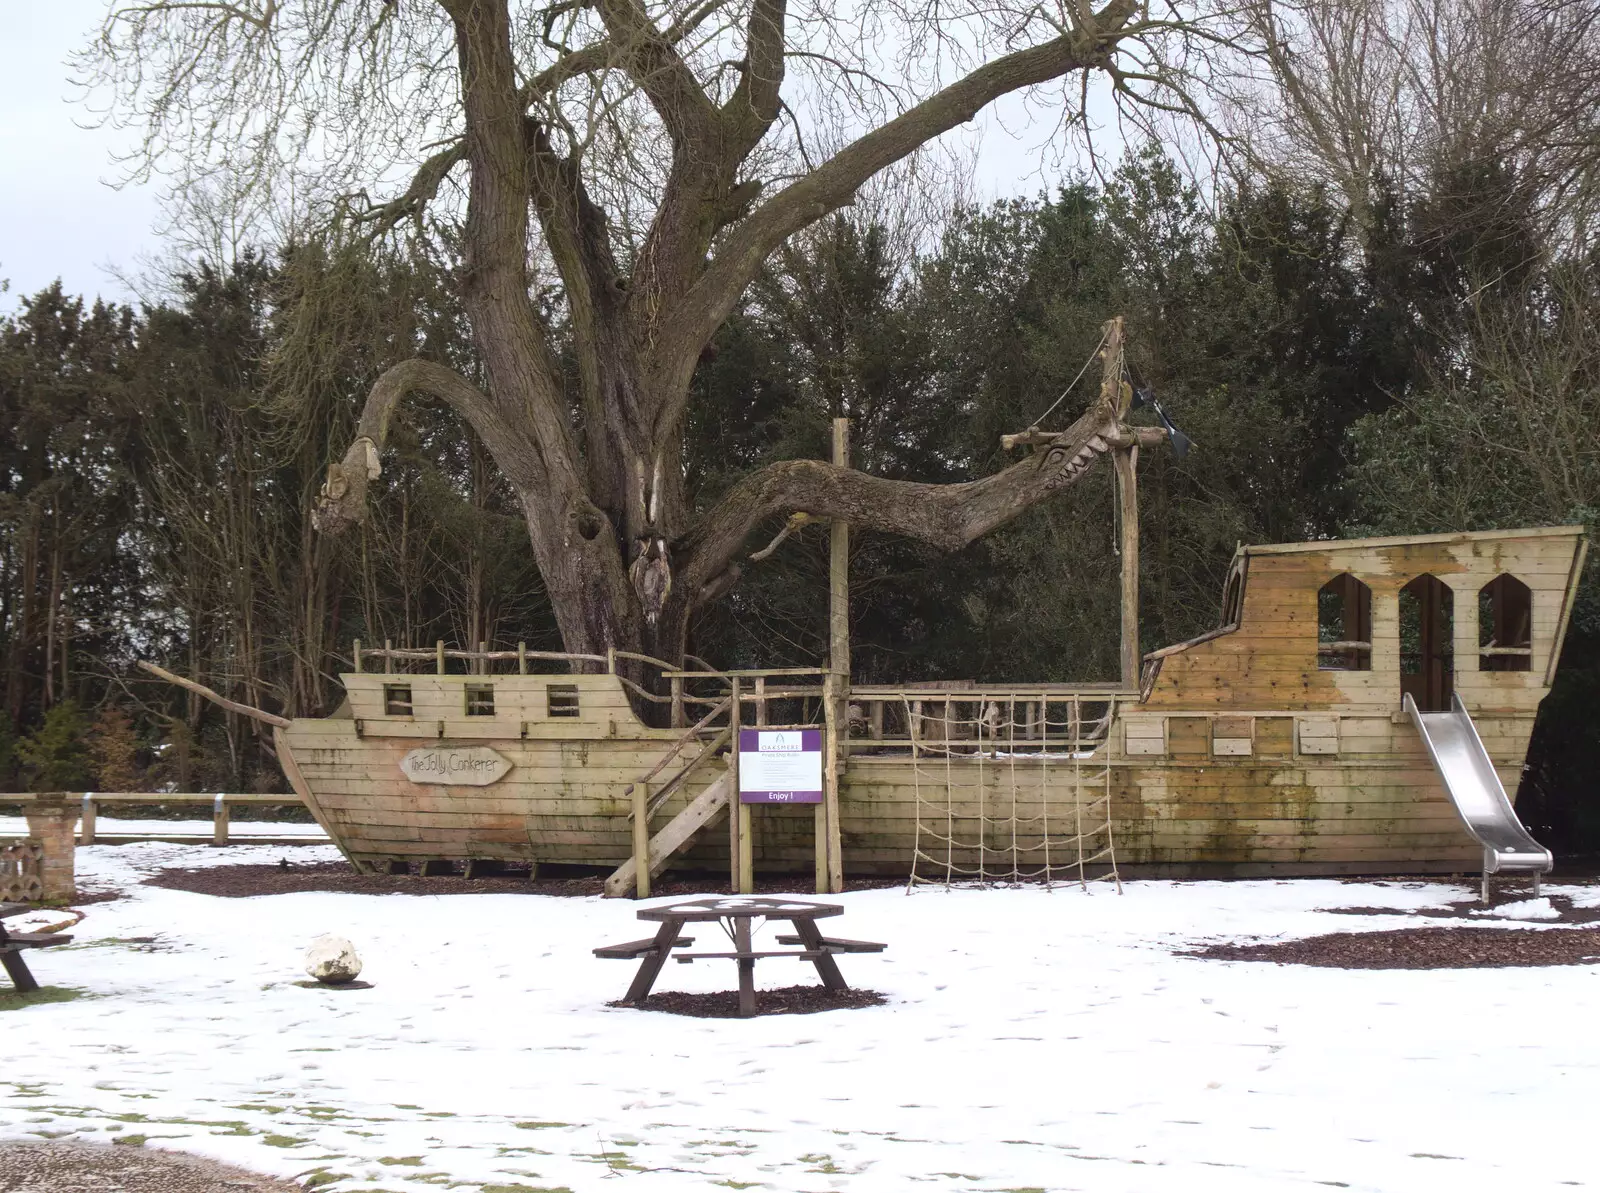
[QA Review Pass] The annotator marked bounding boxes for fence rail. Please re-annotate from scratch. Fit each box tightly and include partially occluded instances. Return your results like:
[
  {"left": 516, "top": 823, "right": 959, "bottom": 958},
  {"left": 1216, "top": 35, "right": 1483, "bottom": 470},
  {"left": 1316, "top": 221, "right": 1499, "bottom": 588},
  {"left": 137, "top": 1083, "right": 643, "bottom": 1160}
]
[{"left": 0, "top": 793, "right": 320, "bottom": 847}]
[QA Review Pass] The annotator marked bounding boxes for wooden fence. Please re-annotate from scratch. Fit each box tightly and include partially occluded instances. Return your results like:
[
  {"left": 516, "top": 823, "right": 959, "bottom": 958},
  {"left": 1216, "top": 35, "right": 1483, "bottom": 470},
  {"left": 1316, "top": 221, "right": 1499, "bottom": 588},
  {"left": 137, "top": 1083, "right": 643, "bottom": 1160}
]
[{"left": 0, "top": 793, "right": 323, "bottom": 847}]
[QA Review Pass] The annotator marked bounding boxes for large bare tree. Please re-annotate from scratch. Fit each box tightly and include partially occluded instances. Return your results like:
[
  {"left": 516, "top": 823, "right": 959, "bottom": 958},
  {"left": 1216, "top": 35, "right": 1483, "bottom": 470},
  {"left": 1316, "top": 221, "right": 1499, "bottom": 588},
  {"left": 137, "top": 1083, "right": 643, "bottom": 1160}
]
[{"left": 84, "top": 0, "right": 1241, "bottom": 673}]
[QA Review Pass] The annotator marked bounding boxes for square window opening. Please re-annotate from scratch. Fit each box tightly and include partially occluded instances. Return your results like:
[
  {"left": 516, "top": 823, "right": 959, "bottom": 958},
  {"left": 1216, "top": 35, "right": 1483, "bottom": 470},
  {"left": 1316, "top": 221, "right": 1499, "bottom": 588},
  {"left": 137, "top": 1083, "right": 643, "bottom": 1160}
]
[
  {"left": 465, "top": 684, "right": 496, "bottom": 717},
  {"left": 547, "top": 684, "right": 581, "bottom": 718},
  {"left": 383, "top": 684, "right": 414, "bottom": 716}
]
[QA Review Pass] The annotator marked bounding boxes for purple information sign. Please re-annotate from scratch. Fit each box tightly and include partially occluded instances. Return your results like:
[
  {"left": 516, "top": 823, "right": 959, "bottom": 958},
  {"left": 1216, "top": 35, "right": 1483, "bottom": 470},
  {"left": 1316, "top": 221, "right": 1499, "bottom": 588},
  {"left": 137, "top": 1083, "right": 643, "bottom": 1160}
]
[{"left": 737, "top": 728, "right": 824, "bottom": 804}]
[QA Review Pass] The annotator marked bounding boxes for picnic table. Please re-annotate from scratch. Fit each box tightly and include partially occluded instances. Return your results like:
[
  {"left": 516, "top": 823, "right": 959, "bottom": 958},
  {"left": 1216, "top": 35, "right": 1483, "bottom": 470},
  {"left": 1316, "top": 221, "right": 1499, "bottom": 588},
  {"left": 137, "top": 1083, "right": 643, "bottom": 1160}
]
[
  {"left": 0, "top": 902, "right": 73, "bottom": 994},
  {"left": 595, "top": 896, "right": 885, "bottom": 1017}
]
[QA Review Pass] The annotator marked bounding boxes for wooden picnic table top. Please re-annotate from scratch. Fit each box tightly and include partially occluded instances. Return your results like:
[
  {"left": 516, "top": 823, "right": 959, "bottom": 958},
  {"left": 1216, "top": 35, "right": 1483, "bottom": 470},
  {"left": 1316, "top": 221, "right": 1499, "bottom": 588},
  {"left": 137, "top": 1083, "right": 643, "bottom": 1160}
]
[
  {"left": 0, "top": 903, "right": 31, "bottom": 920},
  {"left": 636, "top": 897, "right": 843, "bottom": 923}
]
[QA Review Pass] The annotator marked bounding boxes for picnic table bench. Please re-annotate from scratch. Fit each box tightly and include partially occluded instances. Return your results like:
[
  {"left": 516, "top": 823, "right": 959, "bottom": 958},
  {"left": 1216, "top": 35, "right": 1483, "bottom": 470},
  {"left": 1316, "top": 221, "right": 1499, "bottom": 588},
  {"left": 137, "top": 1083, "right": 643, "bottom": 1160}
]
[
  {"left": 0, "top": 902, "right": 73, "bottom": 994},
  {"left": 595, "top": 896, "right": 885, "bottom": 1017}
]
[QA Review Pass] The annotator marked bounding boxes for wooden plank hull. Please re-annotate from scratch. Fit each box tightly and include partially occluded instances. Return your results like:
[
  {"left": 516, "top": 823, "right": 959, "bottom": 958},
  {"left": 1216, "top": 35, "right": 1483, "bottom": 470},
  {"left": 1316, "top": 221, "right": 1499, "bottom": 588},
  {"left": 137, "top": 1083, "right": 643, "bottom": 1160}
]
[
  {"left": 278, "top": 714, "right": 1519, "bottom": 877},
  {"left": 279, "top": 527, "right": 1585, "bottom": 879}
]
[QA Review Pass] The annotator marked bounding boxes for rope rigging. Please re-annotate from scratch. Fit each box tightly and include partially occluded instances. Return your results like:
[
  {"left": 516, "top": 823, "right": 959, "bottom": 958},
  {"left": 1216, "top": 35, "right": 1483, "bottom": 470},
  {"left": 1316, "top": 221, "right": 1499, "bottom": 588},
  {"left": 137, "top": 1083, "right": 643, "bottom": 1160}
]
[{"left": 902, "top": 694, "right": 1123, "bottom": 893}]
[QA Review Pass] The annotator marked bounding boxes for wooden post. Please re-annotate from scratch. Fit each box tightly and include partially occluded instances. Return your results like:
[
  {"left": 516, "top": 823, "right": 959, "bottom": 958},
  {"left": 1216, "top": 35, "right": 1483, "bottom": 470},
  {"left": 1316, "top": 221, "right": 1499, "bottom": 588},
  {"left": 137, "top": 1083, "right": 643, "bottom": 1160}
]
[
  {"left": 79, "top": 794, "right": 96, "bottom": 846},
  {"left": 738, "top": 801, "right": 754, "bottom": 894},
  {"left": 518, "top": 641, "right": 528, "bottom": 675},
  {"left": 631, "top": 773, "right": 651, "bottom": 900},
  {"left": 353, "top": 639, "right": 362, "bottom": 673},
  {"left": 384, "top": 639, "right": 393, "bottom": 675},
  {"left": 670, "top": 676, "right": 684, "bottom": 728},
  {"left": 478, "top": 641, "right": 487, "bottom": 676},
  {"left": 728, "top": 676, "right": 743, "bottom": 893},
  {"left": 755, "top": 677, "right": 767, "bottom": 727},
  {"left": 830, "top": 417, "right": 851, "bottom": 693},
  {"left": 213, "top": 792, "right": 229, "bottom": 847},
  {"left": 826, "top": 417, "right": 850, "bottom": 893},
  {"left": 1097, "top": 316, "right": 1139, "bottom": 690},
  {"left": 436, "top": 640, "right": 446, "bottom": 675},
  {"left": 820, "top": 671, "right": 844, "bottom": 894},
  {"left": 1114, "top": 446, "right": 1140, "bottom": 689},
  {"left": 817, "top": 676, "right": 830, "bottom": 893}
]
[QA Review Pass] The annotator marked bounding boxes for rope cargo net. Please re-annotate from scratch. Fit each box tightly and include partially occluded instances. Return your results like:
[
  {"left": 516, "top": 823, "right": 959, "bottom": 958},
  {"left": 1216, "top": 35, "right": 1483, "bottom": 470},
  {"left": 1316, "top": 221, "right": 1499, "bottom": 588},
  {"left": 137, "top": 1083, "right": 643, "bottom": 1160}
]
[{"left": 901, "top": 696, "right": 1123, "bottom": 893}]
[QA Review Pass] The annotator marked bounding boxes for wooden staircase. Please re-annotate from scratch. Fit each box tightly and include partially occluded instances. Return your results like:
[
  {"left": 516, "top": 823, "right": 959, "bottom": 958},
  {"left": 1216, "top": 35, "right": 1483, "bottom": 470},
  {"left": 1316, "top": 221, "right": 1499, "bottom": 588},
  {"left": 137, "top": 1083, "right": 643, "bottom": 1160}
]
[
  {"left": 603, "top": 769, "right": 731, "bottom": 897},
  {"left": 603, "top": 711, "right": 732, "bottom": 898}
]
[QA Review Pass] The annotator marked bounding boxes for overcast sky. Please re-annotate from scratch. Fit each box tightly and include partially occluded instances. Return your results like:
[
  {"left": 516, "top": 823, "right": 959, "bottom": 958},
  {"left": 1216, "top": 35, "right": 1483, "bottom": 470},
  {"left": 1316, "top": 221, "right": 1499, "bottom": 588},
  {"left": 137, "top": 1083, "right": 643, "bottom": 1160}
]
[
  {"left": 0, "top": 2, "right": 1100, "bottom": 314},
  {"left": 1, "top": 2, "right": 165, "bottom": 309}
]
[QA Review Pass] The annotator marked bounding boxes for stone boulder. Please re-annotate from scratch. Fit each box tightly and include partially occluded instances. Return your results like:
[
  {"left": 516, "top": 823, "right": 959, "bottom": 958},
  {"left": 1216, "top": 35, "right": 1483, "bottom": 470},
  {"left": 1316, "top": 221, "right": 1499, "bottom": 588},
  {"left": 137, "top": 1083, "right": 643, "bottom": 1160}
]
[{"left": 304, "top": 934, "right": 362, "bottom": 984}]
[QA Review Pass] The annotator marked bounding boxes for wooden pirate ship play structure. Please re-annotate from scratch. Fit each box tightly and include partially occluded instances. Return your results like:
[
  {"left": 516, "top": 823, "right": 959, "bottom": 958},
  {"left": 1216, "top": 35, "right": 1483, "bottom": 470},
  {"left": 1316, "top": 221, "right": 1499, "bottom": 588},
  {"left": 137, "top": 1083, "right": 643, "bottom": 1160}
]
[{"left": 150, "top": 322, "right": 1591, "bottom": 895}]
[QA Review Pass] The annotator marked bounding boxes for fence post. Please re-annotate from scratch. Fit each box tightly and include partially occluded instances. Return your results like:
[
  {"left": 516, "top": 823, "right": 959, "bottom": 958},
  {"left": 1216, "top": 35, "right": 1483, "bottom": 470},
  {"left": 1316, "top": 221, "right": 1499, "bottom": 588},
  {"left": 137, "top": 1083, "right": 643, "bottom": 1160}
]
[
  {"left": 80, "top": 793, "right": 97, "bottom": 846},
  {"left": 213, "top": 793, "right": 230, "bottom": 847}
]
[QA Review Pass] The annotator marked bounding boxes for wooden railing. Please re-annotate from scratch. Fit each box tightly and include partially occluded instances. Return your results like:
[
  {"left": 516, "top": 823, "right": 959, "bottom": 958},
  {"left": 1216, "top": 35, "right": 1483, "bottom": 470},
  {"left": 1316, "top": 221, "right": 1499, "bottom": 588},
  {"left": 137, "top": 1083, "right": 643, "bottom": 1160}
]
[
  {"left": 841, "top": 687, "right": 1137, "bottom": 755},
  {"left": 0, "top": 793, "right": 319, "bottom": 846}
]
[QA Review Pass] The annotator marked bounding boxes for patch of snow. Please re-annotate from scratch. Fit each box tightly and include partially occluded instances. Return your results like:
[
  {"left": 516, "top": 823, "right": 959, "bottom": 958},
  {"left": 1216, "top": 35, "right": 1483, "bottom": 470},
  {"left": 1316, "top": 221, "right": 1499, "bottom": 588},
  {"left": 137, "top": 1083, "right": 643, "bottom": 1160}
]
[
  {"left": 1472, "top": 897, "right": 1561, "bottom": 920},
  {"left": 0, "top": 846, "right": 1594, "bottom": 1192}
]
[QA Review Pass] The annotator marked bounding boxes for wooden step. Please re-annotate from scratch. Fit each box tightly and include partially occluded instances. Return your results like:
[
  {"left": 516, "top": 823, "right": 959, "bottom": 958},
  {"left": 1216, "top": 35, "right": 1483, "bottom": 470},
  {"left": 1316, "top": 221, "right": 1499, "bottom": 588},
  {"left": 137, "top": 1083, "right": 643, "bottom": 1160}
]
[{"left": 604, "top": 771, "right": 732, "bottom": 898}]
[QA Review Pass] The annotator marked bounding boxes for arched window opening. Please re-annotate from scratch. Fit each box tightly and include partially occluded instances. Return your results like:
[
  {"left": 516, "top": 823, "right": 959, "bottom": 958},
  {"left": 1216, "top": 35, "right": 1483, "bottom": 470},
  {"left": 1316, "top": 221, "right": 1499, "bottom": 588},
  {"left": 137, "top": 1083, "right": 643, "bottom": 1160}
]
[
  {"left": 1317, "top": 574, "right": 1372, "bottom": 671},
  {"left": 1400, "top": 575, "right": 1454, "bottom": 711},
  {"left": 1479, "top": 575, "right": 1533, "bottom": 672}
]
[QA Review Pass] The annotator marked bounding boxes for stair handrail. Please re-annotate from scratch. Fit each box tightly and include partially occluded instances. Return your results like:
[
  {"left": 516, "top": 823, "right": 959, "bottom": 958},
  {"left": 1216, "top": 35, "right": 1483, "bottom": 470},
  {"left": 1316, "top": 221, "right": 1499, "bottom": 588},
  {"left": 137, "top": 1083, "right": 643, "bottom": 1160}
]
[{"left": 622, "top": 696, "right": 732, "bottom": 799}]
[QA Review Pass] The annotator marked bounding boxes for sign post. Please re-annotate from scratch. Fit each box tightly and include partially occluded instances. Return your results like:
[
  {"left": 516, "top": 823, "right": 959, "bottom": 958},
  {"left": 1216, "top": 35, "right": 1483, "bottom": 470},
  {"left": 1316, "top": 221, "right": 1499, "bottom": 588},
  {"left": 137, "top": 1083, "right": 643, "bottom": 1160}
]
[
  {"left": 738, "top": 724, "right": 825, "bottom": 895},
  {"left": 737, "top": 729, "right": 825, "bottom": 805}
]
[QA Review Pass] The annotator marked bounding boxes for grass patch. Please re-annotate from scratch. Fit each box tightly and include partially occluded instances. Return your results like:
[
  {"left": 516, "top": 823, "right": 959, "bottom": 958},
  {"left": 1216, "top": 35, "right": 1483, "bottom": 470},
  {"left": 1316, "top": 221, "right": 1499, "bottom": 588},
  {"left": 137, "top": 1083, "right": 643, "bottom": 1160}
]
[
  {"left": 513, "top": 1122, "right": 570, "bottom": 1130},
  {"left": 0, "top": 986, "right": 83, "bottom": 1012},
  {"left": 112, "top": 1134, "right": 147, "bottom": 1147},
  {"left": 379, "top": 1156, "right": 424, "bottom": 1166},
  {"left": 262, "top": 1134, "right": 306, "bottom": 1148},
  {"left": 482, "top": 1185, "right": 574, "bottom": 1193}
]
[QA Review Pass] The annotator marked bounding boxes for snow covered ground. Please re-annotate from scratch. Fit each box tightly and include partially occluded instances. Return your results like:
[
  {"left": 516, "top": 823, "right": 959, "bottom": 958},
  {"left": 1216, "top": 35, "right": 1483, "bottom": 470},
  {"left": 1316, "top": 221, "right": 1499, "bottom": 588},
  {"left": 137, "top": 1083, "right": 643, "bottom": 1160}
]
[{"left": 2, "top": 840, "right": 1597, "bottom": 1193}]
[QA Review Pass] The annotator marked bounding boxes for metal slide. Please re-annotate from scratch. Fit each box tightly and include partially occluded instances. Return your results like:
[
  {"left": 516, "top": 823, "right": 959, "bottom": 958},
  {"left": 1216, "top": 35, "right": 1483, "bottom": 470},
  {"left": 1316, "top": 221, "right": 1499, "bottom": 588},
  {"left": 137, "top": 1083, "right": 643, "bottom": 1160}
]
[{"left": 1404, "top": 692, "right": 1552, "bottom": 899}]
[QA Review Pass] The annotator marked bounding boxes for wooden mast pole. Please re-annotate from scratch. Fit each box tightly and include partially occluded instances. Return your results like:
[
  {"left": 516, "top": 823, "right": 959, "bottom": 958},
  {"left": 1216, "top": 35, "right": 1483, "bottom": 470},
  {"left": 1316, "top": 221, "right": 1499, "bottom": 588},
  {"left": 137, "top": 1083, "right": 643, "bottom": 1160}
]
[
  {"left": 1099, "top": 318, "right": 1140, "bottom": 690},
  {"left": 822, "top": 417, "right": 850, "bottom": 893}
]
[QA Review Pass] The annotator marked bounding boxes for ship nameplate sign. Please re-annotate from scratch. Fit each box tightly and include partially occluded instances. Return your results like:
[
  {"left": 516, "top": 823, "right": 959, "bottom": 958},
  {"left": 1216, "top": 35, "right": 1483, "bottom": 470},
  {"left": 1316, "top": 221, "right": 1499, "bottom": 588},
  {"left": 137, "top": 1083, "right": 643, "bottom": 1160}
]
[{"left": 400, "top": 745, "right": 512, "bottom": 786}]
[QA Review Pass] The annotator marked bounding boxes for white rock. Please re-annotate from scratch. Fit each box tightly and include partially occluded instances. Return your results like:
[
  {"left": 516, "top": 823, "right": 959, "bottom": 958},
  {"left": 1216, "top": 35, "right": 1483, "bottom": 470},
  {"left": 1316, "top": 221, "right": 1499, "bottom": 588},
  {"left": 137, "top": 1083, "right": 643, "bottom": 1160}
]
[{"left": 305, "top": 934, "right": 363, "bottom": 984}]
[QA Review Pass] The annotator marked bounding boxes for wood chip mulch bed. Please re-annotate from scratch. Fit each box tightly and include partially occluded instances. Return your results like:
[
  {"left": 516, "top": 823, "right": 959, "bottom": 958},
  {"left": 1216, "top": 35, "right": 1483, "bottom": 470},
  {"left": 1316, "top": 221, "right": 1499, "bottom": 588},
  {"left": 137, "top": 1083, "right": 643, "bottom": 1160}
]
[
  {"left": 1325, "top": 893, "right": 1600, "bottom": 924},
  {"left": 1187, "top": 926, "right": 1600, "bottom": 969},
  {"left": 611, "top": 984, "right": 888, "bottom": 1017},
  {"left": 144, "top": 860, "right": 901, "bottom": 899},
  {"left": 0, "top": 1140, "right": 305, "bottom": 1193}
]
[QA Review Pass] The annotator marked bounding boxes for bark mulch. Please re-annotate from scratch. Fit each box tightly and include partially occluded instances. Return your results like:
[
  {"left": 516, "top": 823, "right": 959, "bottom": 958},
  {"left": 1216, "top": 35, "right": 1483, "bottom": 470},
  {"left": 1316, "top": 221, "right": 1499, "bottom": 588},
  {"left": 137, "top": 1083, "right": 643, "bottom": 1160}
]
[
  {"left": 0, "top": 1140, "right": 305, "bottom": 1193},
  {"left": 611, "top": 984, "right": 888, "bottom": 1017},
  {"left": 145, "top": 860, "right": 901, "bottom": 899},
  {"left": 1325, "top": 893, "right": 1600, "bottom": 925},
  {"left": 1186, "top": 925, "right": 1600, "bottom": 969}
]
